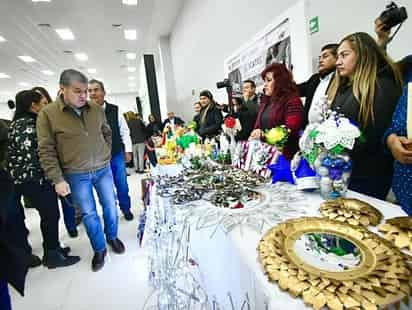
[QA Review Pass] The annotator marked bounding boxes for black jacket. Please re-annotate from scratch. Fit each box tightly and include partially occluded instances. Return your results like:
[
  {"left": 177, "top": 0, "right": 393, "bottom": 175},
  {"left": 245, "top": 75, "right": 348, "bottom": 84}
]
[
  {"left": 0, "top": 168, "right": 29, "bottom": 296},
  {"left": 128, "top": 118, "right": 147, "bottom": 144},
  {"left": 162, "top": 117, "right": 184, "bottom": 130},
  {"left": 297, "top": 73, "right": 321, "bottom": 128},
  {"left": 146, "top": 121, "right": 162, "bottom": 137},
  {"left": 235, "top": 102, "right": 259, "bottom": 141},
  {"left": 298, "top": 71, "right": 335, "bottom": 128},
  {"left": 7, "top": 113, "right": 47, "bottom": 184},
  {"left": 198, "top": 103, "right": 223, "bottom": 139},
  {"left": 331, "top": 65, "right": 402, "bottom": 179}
]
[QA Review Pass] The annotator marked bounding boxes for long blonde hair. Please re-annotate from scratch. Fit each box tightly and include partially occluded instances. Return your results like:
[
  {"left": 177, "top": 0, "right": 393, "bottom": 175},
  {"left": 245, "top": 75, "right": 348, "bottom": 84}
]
[{"left": 328, "top": 32, "right": 402, "bottom": 127}]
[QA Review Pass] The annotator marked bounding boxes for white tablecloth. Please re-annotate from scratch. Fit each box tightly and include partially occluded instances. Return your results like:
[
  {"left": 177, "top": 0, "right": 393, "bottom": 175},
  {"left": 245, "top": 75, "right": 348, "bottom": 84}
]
[{"left": 145, "top": 165, "right": 411, "bottom": 309}]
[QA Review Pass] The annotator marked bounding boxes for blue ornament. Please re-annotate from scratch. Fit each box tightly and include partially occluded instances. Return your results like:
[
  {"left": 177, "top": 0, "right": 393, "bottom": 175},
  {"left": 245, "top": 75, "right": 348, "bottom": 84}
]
[
  {"left": 268, "top": 154, "right": 295, "bottom": 185},
  {"left": 295, "top": 158, "right": 317, "bottom": 178}
]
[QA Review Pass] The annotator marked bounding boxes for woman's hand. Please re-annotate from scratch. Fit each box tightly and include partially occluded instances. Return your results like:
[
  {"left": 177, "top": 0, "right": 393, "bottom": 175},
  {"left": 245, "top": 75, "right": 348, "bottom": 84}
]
[
  {"left": 387, "top": 134, "right": 412, "bottom": 164},
  {"left": 249, "top": 129, "right": 262, "bottom": 140},
  {"left": 375, "top": 18, "right": 391, "bottom": 48}
]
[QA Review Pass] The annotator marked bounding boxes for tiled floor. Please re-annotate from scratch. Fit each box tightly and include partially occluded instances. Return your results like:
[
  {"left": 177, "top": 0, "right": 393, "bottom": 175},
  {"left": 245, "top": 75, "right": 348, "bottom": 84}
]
[{"left": 10, "top": 173, "right": 152, "bottom": 310}]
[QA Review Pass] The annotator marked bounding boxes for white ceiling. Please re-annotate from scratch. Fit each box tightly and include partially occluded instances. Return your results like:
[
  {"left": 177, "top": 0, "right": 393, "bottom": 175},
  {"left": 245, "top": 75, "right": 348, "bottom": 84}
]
[{"left": 0, "top": 0, "right": 185, "bottom": 102}]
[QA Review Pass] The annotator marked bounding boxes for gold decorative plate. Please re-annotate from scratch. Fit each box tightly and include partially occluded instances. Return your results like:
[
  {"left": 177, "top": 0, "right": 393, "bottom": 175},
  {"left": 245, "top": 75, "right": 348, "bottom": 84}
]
[
  {"left": 320, "top": 198, "right": 383, "bottom": 227},
  {"left": 379, "top": 216, "right": 412, "bottom": 253},
  {"left": 258, "top": 217, "right": 412, "bottom": 310}
]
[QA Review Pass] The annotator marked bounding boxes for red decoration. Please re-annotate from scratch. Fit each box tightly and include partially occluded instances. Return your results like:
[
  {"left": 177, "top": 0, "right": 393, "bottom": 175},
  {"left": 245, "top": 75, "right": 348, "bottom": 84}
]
[
  {"left": 232, "top": 201, "right": 244, "bottom": 209},
  {"left": 224, "top": 116, "right": 236, "bottom": 129}
]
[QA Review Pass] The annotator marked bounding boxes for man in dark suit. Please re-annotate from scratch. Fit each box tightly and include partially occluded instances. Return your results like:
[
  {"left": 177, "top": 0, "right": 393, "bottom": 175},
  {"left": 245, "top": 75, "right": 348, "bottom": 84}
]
[
  {"left": 162, "top": 112, "right": 184, "bottom": 130},
  {"left": 297, "top": 44, "right": 338, "bottom": 128}
]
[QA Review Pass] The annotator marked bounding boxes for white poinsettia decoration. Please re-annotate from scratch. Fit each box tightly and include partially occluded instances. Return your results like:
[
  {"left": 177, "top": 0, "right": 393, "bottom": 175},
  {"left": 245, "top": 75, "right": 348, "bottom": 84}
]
[{"left": 315, "top": 117, "right": 361, "bottom": 151}]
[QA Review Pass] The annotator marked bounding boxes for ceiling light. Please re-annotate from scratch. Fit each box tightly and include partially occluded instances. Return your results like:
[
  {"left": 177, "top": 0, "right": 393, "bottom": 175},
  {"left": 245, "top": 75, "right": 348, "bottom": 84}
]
[
  {"left": 128, "top": 76, "right": 135, "bottom": 80},
  {"left": 122, "top": 0, "right": 138, "bottom": 5},
  {"left": 18, "top": 55, "right": 37, "bottom": 63},
  {"left": 42, "top": 70, "right": 54, "bottom": 76},
  {"left": 126, "top": 52, "right": 136, "bottom": 60},
  {"left": 75, "top": 53, "right": 88, "bottom": 61},
  {"left": 87, "top": 68, "right": 97, "bottom": 74},
  {"left": 127, "top": 67, "right": 136, "bottom": 72},
  {"left": 55, "top": 28, "right": 75, "bottom": 40},
  {"left": 19, "top": 82, "right": 30, "bottom": 87},
  {"left": 0, "top": 36, "right": 6, "bottom": 42},
  {"left": 124, "top": 29, "right": 137, "bottom": 40},
  {"left": 0, "top": 73, "right": 11, "bottom": 79},
  {"left": 128, "top": 83, "right": 136, "bottom": 87}
]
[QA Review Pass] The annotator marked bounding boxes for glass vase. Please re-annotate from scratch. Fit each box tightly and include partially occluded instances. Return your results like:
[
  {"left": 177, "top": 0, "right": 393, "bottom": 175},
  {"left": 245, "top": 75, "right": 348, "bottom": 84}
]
[{"left": 315, "top": 151, "right": 352, "bottom": 200}]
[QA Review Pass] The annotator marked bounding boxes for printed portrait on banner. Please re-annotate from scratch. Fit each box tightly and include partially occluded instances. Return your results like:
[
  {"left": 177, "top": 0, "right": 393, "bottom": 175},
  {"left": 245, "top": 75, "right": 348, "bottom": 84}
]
[{"left": 225, "top": 18, "right": 291, "bottom": 94}]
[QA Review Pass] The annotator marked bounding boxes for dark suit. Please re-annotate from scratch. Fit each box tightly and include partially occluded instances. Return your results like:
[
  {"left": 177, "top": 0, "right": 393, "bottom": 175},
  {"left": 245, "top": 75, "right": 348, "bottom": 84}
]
[{"left": 162, "top": 117, "right": 185, "bottom": 130}]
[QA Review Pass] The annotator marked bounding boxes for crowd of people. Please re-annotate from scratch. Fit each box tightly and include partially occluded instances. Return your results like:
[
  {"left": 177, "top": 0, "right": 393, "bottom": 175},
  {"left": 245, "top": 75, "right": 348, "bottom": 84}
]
[
  {"left": 0, "top": 13, "right": 412, "bottom": 310},
  {"left": 185, "top": 24, "right": 412, "bottom": 216}
]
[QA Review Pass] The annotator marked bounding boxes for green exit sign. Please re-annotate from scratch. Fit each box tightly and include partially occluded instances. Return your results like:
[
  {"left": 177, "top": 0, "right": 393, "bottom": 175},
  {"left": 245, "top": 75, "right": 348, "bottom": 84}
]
[{"left": 310, "top": 16, "right": 319, "bottom": 34}]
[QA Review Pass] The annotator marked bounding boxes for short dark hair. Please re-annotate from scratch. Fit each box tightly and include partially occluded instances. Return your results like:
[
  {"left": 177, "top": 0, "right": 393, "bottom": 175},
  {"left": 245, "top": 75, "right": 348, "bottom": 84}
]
[
  {"left": 243, "top": 79, "right": 256, "bottom": 88},
  {"left": 88, "top": 79, "right": 105, "bottom": 92},
  {"left": 32, "top": 86, "right": 52, "bottom": 103},
  {"left": 59, "top": 69, "right": 88, "bottom": 87},
  {"left": 321, "top": 43, "right": 339, "bottom": 57},
  {"left": 13, "top": 90, "right": 42, "bottom": 120}
]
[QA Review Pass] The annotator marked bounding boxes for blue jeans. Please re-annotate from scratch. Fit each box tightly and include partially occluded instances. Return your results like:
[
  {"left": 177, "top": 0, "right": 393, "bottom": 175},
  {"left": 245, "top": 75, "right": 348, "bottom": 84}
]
[
  {"left": 110, "top": 152, "right": 131, "bottom": 214},
  {"left": 60, "top": 195, "right": 76, "bottom": 233},
  {"left": 65, "top": 166, "right": 118, "bottom": 252},
  {"left": 0, "top": 280, "right": 11, "bottom": 310}
]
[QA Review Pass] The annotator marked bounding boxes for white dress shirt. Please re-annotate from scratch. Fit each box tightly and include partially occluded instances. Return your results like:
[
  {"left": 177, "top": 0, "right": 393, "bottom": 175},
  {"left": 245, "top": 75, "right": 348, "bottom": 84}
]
[
  {"left": 308, "top": 72, "right": 334, "bottom": 124},
  {"left": 102, "top": 102, "right": 133, "bottom": 153}
]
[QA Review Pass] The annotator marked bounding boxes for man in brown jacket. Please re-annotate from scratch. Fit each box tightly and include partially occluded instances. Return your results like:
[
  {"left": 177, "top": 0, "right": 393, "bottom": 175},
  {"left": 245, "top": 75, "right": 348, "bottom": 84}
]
[{"left": 37, "top": 69, "right": 125, "bottom": 272}]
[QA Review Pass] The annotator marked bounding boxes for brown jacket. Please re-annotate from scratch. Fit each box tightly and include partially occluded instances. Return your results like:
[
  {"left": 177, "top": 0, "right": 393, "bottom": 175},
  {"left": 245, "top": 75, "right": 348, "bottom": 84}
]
[{"left": 37, "top": 97, "right": 112, "bottom": 184}]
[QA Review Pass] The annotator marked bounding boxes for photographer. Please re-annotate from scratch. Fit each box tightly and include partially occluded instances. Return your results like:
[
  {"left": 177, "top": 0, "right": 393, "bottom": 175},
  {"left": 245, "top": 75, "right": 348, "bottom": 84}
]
[
  {"left": 198, "top": 90, "right": 223, "bottom": 139},
  {"left": 232, "top": 97, "right": 258, "bottom": 141},
  {"left": 375, "top": 2, "right": 407, "bottom": 50}
]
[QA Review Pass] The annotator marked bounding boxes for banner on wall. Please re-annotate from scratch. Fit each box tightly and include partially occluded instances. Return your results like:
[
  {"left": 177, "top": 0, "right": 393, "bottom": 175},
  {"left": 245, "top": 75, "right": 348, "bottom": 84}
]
[{"left": 225, "top": 18, "right": 291, "bottom": 94}]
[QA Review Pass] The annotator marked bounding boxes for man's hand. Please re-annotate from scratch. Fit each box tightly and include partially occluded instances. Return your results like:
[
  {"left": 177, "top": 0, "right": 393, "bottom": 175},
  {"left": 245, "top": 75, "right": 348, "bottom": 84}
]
[
  {"left": 375, "top": 18, "right": 391, "bottom": 47},
  {"left": 55, "top": 180, "right": 71, "bottom": 197},
  {"left": 125, "top": 152, "right": 132, "bottom": 163},
  {"left": 387, "top": 134, "right": 412, "bottom": 165}
]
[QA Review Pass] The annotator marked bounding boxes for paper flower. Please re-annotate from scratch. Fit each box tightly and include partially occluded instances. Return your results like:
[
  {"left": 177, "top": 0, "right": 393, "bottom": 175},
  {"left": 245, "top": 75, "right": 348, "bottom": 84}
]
[
  {"left": 222, "top": 117, "right": 241, "bottom": 136},
  {"left": 300, "top": 115, "right": 362, "bottom": 164},
  {"left": 264, "top": 125, "right": 289, "bottom": 148},
  {"left": 187, "top": 121, "right": 197, "bottom": 130},
  {"left": 314, "top": 117, "right": 361, "bottom": 151},
  {"left": 224, "top": 116, "right": 236, "bottom": 129}
]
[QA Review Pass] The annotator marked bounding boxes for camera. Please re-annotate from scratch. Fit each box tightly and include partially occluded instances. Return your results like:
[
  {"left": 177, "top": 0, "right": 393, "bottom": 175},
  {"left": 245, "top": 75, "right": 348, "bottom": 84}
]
[
  {"left": 7, "top": 100, "right": 15, "bottom": 109},
  {"left": 379, "top": 2, "right": 408, "bottom": 31},
  {"left": 216, "top": 78, "right": 231, "bottom": 89}
]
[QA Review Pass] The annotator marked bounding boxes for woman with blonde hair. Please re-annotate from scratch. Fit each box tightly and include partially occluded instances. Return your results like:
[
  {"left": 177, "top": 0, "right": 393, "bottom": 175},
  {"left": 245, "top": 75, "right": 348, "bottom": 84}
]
[{"left": 328, "top": 32, "right": 403, "bottom": 199}]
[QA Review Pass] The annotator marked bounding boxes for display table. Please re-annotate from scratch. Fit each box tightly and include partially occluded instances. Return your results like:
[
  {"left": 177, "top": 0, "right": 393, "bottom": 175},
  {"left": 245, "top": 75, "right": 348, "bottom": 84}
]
[{"left": 143, "top": 165, "right": 411, "bottom": 309}]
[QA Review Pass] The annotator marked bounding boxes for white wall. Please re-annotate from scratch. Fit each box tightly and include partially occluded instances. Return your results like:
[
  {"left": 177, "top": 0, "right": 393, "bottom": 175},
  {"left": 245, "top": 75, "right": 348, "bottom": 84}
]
[
  {"left": 166, "top": 0, "right": 411, "bottom": 122},
  {"left": 308, "top": 0, "right": 411, "bottom": 69},
  {"left": 169, "top": 0, "right": 307, "bottom": 122},
  {"left": 158, "top": 36, "right": 178, "bottom": 120},
  {"left": 0, "top": 102, "right": 14, "bottom": 121},
  {"left": 106, "top": 92, "right": 139, "bottom": 114}
]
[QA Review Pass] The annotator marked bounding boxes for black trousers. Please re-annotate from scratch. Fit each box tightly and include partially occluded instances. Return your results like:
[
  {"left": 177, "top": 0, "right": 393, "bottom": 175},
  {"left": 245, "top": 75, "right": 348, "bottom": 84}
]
[{"left": 11, "top": 181, "right": 60, "bottom": 252}]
